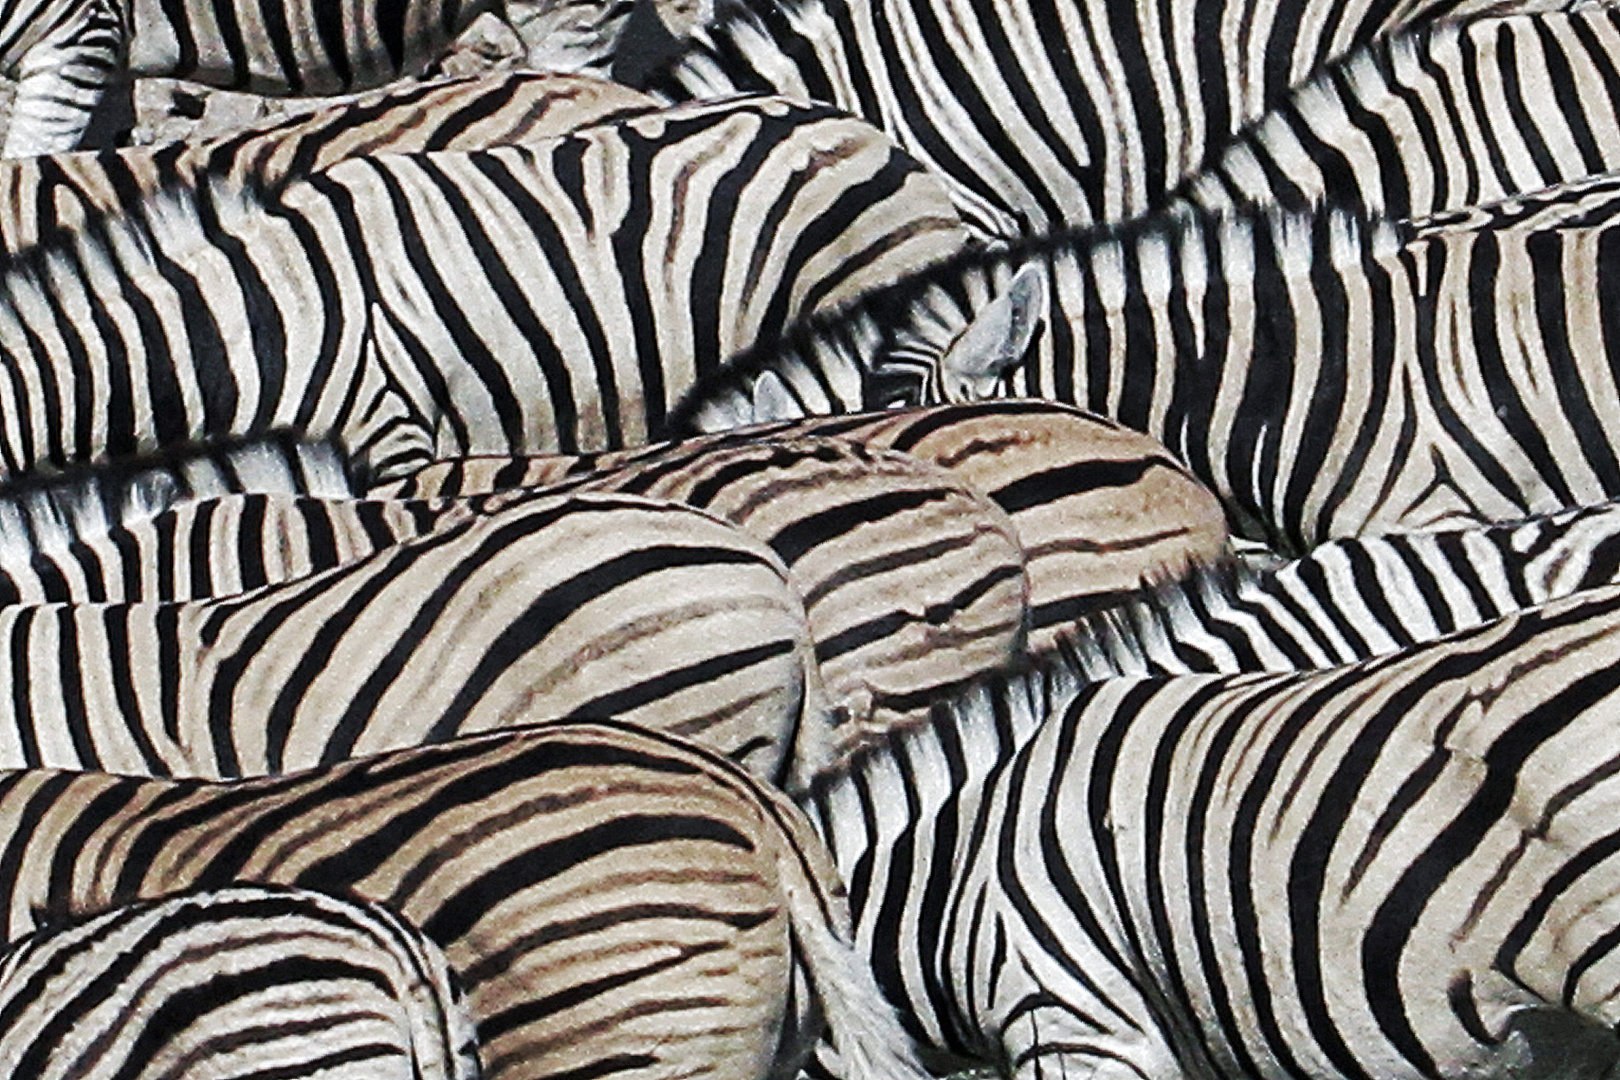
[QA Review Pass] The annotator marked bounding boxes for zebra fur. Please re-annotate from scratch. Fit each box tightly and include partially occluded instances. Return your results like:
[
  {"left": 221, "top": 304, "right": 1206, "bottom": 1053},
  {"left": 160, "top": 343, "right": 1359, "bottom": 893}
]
[
  {"left": 389, "top": 401, "right": 1232, "bottom": 652},
  {"left": 0, "top": 432, "right": 355, "bottom": 590},
  {"left": 1171, "top": 4, "right": 1620, "bottom": 222},
  {"left": 1065, "top": 496, "right": 1620, "bottom": 679},
  {"left": 0, "top": 427, "right": 1034, "bottom": 746},
  {"left": 0, "top": 719, "right": 932, "bottom": 1080},
  {"left": 648, "top": 0, "right": 1551, "bottom": 237},
  {"left": 683, "top": 191, "right": 1620, "bottom": 552},
  {"left": 0, "top": 489, "right": 832, "bottom": 789},
  {"left": 0, "top": 883, "right": 481, "bottom": 1080},
  {"left": 0, "top": 0, "right": 503, "bottom": 157},
  {"left": 0, "top": 94, "right": 966, "bottom": 482},
  {"left": 390, "top": 433, "right": 1032, "bottom": 739},
  {"left": 0, "top": 70, "right": 660, "bottom": 253},
  {"left": 803, "top": 582, "right": 1620, "bottom": 1078}
]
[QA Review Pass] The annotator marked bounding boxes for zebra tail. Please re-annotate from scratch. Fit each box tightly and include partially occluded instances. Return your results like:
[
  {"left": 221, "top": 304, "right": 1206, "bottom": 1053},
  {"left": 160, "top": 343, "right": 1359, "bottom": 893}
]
[{"left": 785, "top": 878, "right": 934, "bottom": 1080}]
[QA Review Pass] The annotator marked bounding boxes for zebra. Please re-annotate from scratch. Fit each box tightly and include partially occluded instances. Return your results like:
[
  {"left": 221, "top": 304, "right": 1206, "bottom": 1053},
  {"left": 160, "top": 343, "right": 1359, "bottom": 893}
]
[
  {"left": 0, "top": 431, "right": 356, "bottom": 592},
  {"left": 0, "top": 718, "right": 932, "bottom": 1080},
  {"left": 383, "top": 434, "right": 1032, "bottom": 737},
  {"left": 0, "top": 92, "right": 966, "bottom": 483},
  {"left": 1167, "top": 3, "right": 1620, "bottom": 223},
  {"left": 385, "top": 399, "right": 1232, "bottom": 653},
  {"left": 647, "top": 0, "right": 1546, "bottom": 237},
  {"left": 681, "top": 185, "right": 1620, "bottom": 553},
  {"left": 0, "top": 436, "right": 1029, "bottom": 747},
  {"left": 0, "top": 488, "right": 832, "bottom": 790},
  {"left": 1064, "top": 495, "right": 1620, "bottom": 678},
  {"left": 797, "top": 581, "right": 1620, "bottom": 1079},
  {"left": 0, "top": 883, "right": 481, "bottom": 1080},
  {"left": 0, "top": 0, "right": 508, "bottom": 157},
  {"left": 0, "top": 69, "right": 661, "bottom": 252}
]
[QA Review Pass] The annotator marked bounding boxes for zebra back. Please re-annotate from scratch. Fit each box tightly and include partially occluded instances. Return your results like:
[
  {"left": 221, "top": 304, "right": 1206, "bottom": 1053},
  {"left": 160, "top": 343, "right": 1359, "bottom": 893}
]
[
  {"left": 0, "top": 94, "right": 967, "bottom": 482},
  {"left": 0, "top": 883, "right": 480, "bottom": 1080},
  {"left": 1065, "top": 496, "right": 1620, "bottom": 678},
  {"left": 0, "top": 489, "right": 830, "bottom": 788},
  {"left": 382, "top": 433, "right": 1032, "bottom": 738},
  {"left": 0, "top": 71, "right": 660, "bottom": 252},
  {"left": 0, "top": 719, "right": 931, "bottom": 1080}
]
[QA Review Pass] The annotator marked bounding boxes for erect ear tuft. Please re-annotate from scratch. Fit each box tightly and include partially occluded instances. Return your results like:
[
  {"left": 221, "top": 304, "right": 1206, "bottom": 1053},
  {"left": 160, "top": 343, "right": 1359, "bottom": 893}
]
[
  {"left": 751, "top": 370, "right": 804, "bottom": 421},
  {"left": 939, "top": 262, "right": 1048, "bottom": 399}
]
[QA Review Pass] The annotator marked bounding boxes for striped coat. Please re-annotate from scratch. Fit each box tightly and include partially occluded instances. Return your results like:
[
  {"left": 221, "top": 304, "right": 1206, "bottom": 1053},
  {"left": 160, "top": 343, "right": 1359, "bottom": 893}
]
[
  {"left": 0, "top": 94, "right": 966, "bottom": 482},
  {"left": 0, "top": 719, "right": 931, "bottom": 1080},
  {"left": 0, "top": 490, "right": 830, "bottom": 789},
  {"left": 0, "top": 883, "right": 480, "bottom": 1080}
]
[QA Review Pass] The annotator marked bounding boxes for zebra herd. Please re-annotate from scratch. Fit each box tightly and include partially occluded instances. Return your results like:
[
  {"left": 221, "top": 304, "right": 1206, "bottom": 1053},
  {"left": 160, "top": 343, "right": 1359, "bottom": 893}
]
[{"left": 0, "top": 0, "right": 1616, "bottom": 1076}]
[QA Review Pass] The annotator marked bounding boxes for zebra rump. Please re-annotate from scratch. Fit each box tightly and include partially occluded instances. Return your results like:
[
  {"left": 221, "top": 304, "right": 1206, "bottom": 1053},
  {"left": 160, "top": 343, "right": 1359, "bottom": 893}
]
[
  {"left": 383, "top": 432, "right": 1033, "bottom": 740},
  {"left": 0, "top": 719, "right": 932, "bottom": 1080},
  {"left": 0, "top": 489, "right": 831, "bottom": 789},
  {"left": 661, "top": 401, "right": 1233, "bottom": 646},
  {"left": 0, "top": 883, "right": 480, "bottom": 1080}
]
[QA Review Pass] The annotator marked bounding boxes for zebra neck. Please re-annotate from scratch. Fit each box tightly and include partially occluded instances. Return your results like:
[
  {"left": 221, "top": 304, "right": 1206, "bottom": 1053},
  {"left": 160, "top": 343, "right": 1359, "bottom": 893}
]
[{"left": 801, "top": 651, "right": 1083, "bottom": 1052}]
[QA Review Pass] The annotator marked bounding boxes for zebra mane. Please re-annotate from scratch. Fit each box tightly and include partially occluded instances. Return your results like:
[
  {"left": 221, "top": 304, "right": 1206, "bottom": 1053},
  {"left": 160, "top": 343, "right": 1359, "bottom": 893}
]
[
  {"left": 0, "top": 173, "right": 280, "bottom": 319},
  {"left": 802, "top": 556, "right": 1264, "bottom": 803},
  {"left": 673, "top": 200, "right": 1407, "bottom": 431},
  {"left": 0, "top": 432, "right": 357, "bottom": 564},
  {"left": 1055, "top": 558, "right": 1263, "bottom": 679}
]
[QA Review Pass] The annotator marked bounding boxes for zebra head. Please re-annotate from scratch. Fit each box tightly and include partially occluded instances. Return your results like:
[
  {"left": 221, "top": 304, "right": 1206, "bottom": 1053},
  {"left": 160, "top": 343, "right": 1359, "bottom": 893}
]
[{"left": 675, "top": 257, "right": 1050, "bottom": 432}]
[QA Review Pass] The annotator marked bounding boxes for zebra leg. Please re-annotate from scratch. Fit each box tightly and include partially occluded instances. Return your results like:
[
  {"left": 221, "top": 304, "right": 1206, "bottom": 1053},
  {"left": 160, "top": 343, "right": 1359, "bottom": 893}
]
[{"left": 3, "top": 0, "right": 126, "bottom": 158}]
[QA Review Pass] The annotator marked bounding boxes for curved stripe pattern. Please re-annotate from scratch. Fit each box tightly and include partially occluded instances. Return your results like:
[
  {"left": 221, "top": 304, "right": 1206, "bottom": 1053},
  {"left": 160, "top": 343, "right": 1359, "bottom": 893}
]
[
  {"left": 806, "top": 584, "right": 1620, "bottom": 1078},
  {"left": 0, "top": 884, "right": 481, "bottom": 1080},
  {"left": 654, "top": 0, "right": 1530, "bottom": 236},
  {"left": 0, "top": 93, "right": 965, "bottom": 482},
  {"left": 687, "top": 187, "right": 1620, "bottom": 551},
  {"left": 0, "top": 719, "right": 933, "bottom": 1080}
]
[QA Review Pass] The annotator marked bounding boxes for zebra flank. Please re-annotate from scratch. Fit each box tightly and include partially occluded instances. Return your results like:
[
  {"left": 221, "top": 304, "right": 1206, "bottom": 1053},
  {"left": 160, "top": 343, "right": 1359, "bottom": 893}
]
[
  {"left": 0, "top": 884, "right": 481, "bottom": 1080},
  {"left": 654, "top": 0, "right": 1524, "bottom": 236},
  {"left": 0, "top": 71, "right": 661, "bottom": 252},
  {"left": 1067, "top": 495, "right": 1620, "bottom": 678},
  {"left": 0, "top": 490, "right": 830, "bottom": 788},
  {"left": 0, "top": 720, "right": 932, "bottom": 1080},
  {"left": 805, "top": 584, "right": 1620, "bottom": 1077},
  {"left": 0, "top": 94, "right": 965, "bottom": 482}
]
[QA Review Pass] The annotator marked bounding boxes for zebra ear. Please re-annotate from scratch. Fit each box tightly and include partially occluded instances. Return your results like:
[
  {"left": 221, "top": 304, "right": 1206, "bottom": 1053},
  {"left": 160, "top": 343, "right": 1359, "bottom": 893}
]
[
  {"left": 939, "top": 262, "right": 1048, "bottom": 400},
  {"left": 751, "top": 370, "right": 805, "bottom": 422}
]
